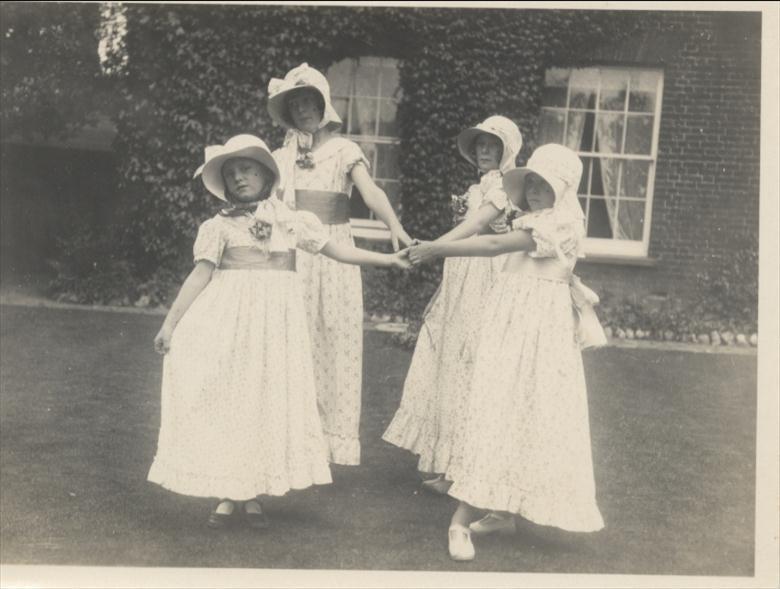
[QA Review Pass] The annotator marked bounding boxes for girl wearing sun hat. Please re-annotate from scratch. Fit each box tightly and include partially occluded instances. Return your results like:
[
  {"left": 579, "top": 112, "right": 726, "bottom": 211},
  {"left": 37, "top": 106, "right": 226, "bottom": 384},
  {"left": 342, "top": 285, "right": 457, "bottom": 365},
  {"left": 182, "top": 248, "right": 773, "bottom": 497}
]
[
  {"left": 267, "top": 63, "right": 413, "bottom": 466},
  {"left": 382, "top": 115, "right": 522, "bottom": 494},
  {"left": 407, "top": 143, "right": 606, "bottom": 561},
  {"left": 147, "top": 135, "right": 409, "bottom": 529}
]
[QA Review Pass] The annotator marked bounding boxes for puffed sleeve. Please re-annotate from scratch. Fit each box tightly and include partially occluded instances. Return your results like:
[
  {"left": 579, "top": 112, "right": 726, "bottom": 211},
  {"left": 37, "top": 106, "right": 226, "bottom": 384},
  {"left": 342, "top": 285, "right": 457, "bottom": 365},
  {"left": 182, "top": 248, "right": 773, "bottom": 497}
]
[
  {"left": 482, "top": 185, "right": 508, "bottom": 212},
  {"left": 192, "top": 217, "right": 225, "bottom": 265},
  {"left": 518, "top": 214, "right": 580, "bottom": 259},
  {"left": 341, "top": 140, "right": 371, "bottom": 174},
  {"left": 294, "top": 210, "right": 331, "bottom": 254}
]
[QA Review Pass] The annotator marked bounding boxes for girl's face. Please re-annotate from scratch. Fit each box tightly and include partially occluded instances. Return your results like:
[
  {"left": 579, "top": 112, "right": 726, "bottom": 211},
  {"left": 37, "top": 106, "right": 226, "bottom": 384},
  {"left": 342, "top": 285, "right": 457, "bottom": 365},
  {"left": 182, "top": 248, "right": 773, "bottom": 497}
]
[
  {"left": 222, "top": 158, "right": 271, "bottom": 205},
  {"left": 287, "top": 89, "right": 324, "bottom": 134},
  {"left": 524, "top": 173, "right": 556, "bottom": 211},
  {"left": 474, "top": 133, "right": 503, "bottom": 173}
]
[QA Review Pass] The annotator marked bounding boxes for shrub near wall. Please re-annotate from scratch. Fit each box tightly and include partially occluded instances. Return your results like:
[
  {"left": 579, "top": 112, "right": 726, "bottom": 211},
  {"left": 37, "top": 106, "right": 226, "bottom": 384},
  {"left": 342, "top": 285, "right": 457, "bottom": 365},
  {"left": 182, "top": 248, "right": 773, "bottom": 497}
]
[{"left": 110, "top": 5, "right": 640, "bottom": 313}]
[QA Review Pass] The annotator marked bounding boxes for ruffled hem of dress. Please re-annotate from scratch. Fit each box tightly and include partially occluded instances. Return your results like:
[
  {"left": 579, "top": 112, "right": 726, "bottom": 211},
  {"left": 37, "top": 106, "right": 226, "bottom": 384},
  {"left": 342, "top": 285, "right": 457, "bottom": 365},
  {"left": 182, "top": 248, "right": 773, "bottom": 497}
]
[
  {"left": 381, "top": 408, "right": 458, "bottom": 474},
  {"left": 147, "top": 457, "right": 332, "bottom": 500},
  {"left": 447, "top": 476, "right": 605, "bottom": 533},
  {"left": 323, "top": 432, "right": 361, "bottom": 466}
]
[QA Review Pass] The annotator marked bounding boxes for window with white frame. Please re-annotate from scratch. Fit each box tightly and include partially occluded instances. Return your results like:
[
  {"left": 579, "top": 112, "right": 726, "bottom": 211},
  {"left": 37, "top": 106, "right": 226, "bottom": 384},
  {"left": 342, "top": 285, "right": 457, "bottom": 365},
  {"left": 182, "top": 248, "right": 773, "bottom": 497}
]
[
  {"left": 326, "top": 57, "right": 401, "bottom": 240},
  {"left": 539, "top": 67, "right": 664, "bottom": 257}
]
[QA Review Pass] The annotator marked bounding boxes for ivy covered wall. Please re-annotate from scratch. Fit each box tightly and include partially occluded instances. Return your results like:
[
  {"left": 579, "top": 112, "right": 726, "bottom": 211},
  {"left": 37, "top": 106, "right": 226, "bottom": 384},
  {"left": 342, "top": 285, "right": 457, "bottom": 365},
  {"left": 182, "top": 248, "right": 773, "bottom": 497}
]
[{"left": 111, "top": 4, "right": 642, "bottom": 315}]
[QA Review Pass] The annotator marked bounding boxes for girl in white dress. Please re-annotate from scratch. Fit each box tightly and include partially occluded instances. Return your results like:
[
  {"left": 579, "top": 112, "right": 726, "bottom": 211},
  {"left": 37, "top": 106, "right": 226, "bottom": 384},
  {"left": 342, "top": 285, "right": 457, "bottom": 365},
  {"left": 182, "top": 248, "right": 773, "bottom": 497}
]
[
  {"left": 382, "top": 116, "right": 522, "bottom": 494},
  {"left": 148, "top": 135, "right": 409, "bottom": 528},
  {"left": 267, "top": 63, "right": 413, "bottom": 466},
  {"left": 408, "top": 144, "right": 607, "bottom": 561}
]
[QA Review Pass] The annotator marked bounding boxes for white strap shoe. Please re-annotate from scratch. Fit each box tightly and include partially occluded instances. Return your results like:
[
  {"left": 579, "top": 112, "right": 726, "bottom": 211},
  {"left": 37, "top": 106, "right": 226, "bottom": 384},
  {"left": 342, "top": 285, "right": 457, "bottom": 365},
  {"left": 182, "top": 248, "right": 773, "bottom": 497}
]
[
  {"left": 448, "top": 524, "right": 476, "bottom": 561},
  {"left": 469, "top": 512, "right": 517, "bottom": 536}
]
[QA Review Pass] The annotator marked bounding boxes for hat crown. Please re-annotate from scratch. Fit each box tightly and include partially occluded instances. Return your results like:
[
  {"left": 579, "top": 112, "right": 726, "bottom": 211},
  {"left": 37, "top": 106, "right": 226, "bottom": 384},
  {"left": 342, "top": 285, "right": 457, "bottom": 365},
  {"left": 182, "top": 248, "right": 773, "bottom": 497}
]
[
  {"left": 527, "top": 144, "right": 582, "bottom": 187},
  {"left": 283, "top": 63, "right": 331, "bottom": 96},
  {"left": 211, "top": 134, "right": 272, "bottom": 158}
]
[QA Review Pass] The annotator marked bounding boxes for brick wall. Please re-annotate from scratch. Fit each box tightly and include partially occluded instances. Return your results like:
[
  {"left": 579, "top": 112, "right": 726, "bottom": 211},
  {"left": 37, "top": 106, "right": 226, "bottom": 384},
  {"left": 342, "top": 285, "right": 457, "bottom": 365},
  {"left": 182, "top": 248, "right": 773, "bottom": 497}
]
[{"left": 574, "top": 11, "right": 761, "bottom": 303}]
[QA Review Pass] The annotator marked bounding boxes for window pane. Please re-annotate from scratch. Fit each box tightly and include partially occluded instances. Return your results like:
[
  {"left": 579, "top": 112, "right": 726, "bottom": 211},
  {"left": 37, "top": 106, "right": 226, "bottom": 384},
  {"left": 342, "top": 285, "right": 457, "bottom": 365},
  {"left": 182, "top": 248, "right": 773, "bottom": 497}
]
[
  {"left": 569, "top": 69, "right": 598, "bottom": 109},
  {"left": 378, "top": 99, "right": 399, "bottom": 136},
  {"left": 625, "top": 115, "right": 654, "bottom": 155},
  {"left": 628, "top": 71, "right": 659, "bottom": 112},
  {"left": 586, "top": 197, "right": 613, "bottom": 238},
  {"left": 621, "top": 160, "right": 650, "bottom": 198},
  {"left": 569, "top": 86, "right": 596, "bottom": 109},
  {"left": 594, "top": 114, "right": 624, "bottom": 154},
  {"left": 566, "top": 111, "right": 594, "bottom": 151},
  {"left": 332, "top": 96, "right": 349, "bottom": 123},
  {"left": 616, "top": 200, "right": 645, "bottom": 240},
  {"left": 599, "top": 70, "right": 628, "bottom": 111},
  {"left": 354, "top": 62, "right": 380, "bottom": 96},
  {"left": 349, "top": 98, "right": 378, "bottom": 136},
  {"left": 543, "top": 68, "right": 569, "bottom": 107},
  {"left": 379, "top": 65, "right": 400, "bottom": 99},
  {"left": 592, "top": 157, "right": 621, "bottom": 197},
  {"left": 326, "top": 59, "right": 354, "bottom": 97},
  {"left": 376, "top": 143, "right": 400, "bottom": 180},
  {"left": 539, "top": 109, "right": 565, "bottom": 143}
]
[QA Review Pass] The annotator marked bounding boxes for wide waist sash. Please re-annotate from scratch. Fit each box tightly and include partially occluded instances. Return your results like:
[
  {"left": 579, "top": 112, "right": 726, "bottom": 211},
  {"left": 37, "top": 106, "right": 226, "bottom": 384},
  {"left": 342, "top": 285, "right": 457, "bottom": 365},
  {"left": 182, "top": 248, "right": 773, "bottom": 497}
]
[
  {"left": 219, "top": 247, "right": 296, "bottom": 271},
  {"left": 295, "top": 190, "right": 350, "bottom": 225}
]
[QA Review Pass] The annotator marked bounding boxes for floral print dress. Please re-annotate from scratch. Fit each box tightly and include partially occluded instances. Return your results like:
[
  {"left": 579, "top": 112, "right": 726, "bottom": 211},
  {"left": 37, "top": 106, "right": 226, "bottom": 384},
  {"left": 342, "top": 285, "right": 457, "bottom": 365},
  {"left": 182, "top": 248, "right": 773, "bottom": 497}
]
[
  {"left": 273, "top": 137, "right": 370, "bottom": 466},
  {"left": 382, "top": 170, "right": 509, "bottom": 474},
  {"left": 147, "top": 203, "right": 333, "bottom": 500},
  {"left": 445, "top": 207, "right": 605, "bottom": 532}
]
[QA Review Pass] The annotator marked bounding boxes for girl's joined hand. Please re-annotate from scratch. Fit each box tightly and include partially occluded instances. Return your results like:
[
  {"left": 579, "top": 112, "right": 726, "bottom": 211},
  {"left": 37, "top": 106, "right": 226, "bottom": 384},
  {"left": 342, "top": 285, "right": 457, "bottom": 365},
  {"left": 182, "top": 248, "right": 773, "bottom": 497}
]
[
  {"left": 408, "top": 242, "right": 438, "bottom": 265},
  {"left": 154, "top": 325, "right": 173, "bottom": 355},
  {"left": 390, "top": 225, "right": 414, "bottom": 252},
  {"left": 391, "top": 249, "right": 413, "bottom": 269}
]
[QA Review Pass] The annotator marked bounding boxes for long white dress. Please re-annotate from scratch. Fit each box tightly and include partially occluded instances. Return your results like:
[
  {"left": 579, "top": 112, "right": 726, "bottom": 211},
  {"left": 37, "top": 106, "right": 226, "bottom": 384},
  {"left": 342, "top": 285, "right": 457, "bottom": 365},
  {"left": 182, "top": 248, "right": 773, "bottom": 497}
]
[
  {"left": 382, "top": 170, "right": 509, "bottom": 474},
  {"left": 147, "top": 203, "right": 333, "bottom": 500},
  {"left": 273, "top": 137, "right": 369, "bottom": 466},
  {"left": 445, "top": 208, "right": 605, "bottom": 532}
]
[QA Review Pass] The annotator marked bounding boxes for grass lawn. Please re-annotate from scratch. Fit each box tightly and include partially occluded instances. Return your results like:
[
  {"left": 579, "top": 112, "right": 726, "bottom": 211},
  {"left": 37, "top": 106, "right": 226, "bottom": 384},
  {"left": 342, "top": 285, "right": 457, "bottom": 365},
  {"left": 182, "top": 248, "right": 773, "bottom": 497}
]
[{"left": 0, "top": 304, "right": 757, "bottom": 575}]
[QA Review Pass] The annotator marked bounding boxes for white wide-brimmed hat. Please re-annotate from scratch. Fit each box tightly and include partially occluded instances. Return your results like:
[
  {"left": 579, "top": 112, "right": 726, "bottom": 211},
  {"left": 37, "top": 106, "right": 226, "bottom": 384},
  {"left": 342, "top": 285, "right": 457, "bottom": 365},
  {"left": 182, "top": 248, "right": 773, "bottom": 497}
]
[
  {"left": 457, "top": 115, "right": 523, "bottom": 174},
  {"left": 502, "top": 143, "right": 583, "bottom": 204},
  {"left": 193, "top": 134, "right": 280, "bottom": 202},
  {"left": 267, "top": 63, "right": 342, "bottom": 132}
]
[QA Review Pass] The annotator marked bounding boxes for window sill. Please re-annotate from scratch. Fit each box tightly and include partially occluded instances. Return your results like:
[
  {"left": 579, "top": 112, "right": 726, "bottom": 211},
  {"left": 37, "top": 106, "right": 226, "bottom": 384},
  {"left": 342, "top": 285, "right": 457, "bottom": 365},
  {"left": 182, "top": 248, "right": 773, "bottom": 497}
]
[
  {"left": 350, "top": 219, "right": 391, "bottom": 242},
  {"left": 579, "top": 254, "right": 659, "bottom": 267}
]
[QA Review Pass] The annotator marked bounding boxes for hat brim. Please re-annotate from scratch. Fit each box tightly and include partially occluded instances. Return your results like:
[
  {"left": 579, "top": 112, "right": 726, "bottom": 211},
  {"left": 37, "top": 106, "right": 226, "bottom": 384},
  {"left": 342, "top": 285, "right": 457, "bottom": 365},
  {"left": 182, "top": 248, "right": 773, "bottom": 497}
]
[
  {"left": 502, "top": 166, "right": 566, "bottom": 207},
  {"left": 457, "top": 127, "right": 503, "bottom": 168},
  {"left": 201, "top": 146, "right": 280, "bottom": 202},
  {"left": 267, "top": 85, "right": 342, "bottom": 131}
]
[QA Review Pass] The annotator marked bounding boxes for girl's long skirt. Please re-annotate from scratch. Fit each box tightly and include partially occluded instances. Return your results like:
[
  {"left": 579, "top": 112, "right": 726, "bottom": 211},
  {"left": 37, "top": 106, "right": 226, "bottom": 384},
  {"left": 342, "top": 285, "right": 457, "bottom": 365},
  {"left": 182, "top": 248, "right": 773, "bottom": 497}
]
[
  {"left": 382, "top": 254, "right": 505, "bottom": 474},
  {"left": 147, "top": 268, "right": 332, "bottom": 500},
  {"left": 295, "top": 223, "right": 364, "bottom": 465},
  {"left": 446, "top": 272, "right": 604, "bottom": 532}
]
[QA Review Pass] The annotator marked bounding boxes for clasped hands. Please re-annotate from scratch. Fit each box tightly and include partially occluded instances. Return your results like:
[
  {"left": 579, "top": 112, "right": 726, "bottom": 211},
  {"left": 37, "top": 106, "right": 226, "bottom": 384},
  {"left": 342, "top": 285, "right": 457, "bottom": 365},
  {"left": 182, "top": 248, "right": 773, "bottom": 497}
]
[{"left": 397, "top": 239, "right": 437, "bottom": 268}]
